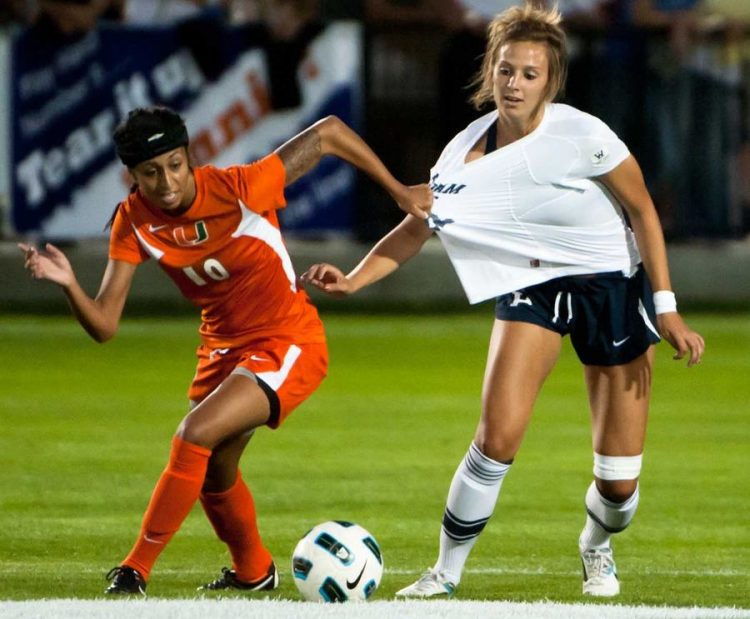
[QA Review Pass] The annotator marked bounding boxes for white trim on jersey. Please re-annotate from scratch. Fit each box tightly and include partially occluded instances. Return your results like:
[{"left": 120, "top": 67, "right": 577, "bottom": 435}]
[
  {"left": 233, "top": 198, "right": 297, "bottom": 291},
  {"left": 430, "top": 103, "right": 641, "bottom": 304},
  {"left": 132, "top": 225, "right": 165, "bottom": 260},
  {"left": 232, "top": 344, "right": 302, "bottom": 390}
]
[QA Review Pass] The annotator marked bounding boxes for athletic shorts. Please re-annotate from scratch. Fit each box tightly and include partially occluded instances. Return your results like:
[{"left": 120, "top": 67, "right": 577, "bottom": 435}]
[
  {"left": 188, "top": 339, "right": 329, "bottom": 428},
  {"left": 494, "top": 265, "right": 661, "bottom": 366}
]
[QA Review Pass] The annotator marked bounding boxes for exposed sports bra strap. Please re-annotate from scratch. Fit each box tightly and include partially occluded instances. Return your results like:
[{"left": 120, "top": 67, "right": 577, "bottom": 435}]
[{"left": 485, "top": 121, "right": 497, "bottom": 154}]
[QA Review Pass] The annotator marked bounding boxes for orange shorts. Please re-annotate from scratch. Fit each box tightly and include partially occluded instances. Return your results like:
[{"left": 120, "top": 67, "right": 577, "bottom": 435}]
[{"left": 188, "top": 339, "right": 328, "bottom": 428}]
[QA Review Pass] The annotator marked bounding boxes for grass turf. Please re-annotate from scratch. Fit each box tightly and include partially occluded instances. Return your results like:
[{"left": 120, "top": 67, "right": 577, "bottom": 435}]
[{"left": 0, "top": 312, "right": 747, "bottom": 606}]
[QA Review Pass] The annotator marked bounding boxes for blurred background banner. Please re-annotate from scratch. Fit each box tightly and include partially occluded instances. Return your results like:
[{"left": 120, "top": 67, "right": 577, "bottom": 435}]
[{"left": 7, "top": 15, "right": 361, "bottom": 240}]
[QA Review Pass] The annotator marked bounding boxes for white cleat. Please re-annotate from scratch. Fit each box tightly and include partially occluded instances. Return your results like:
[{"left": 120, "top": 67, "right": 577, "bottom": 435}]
[
  {"left": 395, "top": 569, "right": 456, "bottom": 598},
  {"left": 580, "top": 547, "right": 620, "bottom": 597}
]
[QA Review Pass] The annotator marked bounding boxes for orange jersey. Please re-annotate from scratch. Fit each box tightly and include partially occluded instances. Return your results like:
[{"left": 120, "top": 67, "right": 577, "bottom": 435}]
[{"left": 109, "top": 154, "right": 325, "bottom": 348}]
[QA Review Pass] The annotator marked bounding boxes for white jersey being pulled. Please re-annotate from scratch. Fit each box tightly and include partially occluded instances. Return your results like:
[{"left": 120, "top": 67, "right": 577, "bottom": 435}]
[{"left": 429, "top": 103, "right": 641, "bottom": 304}]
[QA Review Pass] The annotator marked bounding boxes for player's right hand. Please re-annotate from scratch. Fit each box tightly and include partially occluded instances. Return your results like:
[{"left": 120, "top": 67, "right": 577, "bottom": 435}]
[
  {"left": 300, "top": 263, "right": 352, "bottom": 298},
  {"left": 394, "top": 183, "right": 432, "bottom": 220},
  {"left": 18, "top": 242, "right": 76, "bottom": 288}
]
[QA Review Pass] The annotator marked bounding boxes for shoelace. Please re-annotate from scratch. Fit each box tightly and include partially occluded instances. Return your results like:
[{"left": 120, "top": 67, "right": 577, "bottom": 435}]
[
  {"left": 584, "top": 550, "right": 614, "bottom": 579},
  {"left": 414, "top": 570, "right": 452, "bottom": 592}
]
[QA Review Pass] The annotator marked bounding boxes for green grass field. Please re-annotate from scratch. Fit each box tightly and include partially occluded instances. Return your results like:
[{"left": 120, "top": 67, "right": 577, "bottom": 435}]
[{"left": 0, "top": 311, "right": 748, "bottom": 607}]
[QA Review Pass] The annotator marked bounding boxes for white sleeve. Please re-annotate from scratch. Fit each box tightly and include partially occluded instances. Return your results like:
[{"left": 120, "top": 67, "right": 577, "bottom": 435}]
[{"left": 565, "top": 116, "right": 630, "bottom": 179}]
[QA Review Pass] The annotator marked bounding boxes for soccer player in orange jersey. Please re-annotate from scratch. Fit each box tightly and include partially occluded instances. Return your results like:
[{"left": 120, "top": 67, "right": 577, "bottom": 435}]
[{"left": 19, "top": 106, "right": 432, "bottom": 595}]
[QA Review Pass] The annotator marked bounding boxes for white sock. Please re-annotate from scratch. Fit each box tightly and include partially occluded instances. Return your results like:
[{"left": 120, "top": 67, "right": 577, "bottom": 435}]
[
  {"left": 434, "top": 442, "right": 511, "bottom": 584},
  {"left": 579, "top": 481, "right": 640, "bottom": 550}
]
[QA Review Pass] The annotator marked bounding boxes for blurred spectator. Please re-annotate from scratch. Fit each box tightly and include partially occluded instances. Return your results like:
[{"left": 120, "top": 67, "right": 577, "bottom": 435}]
[
  {"left": 365, "top": 0, "right": 463, "bottom": 25},
  {"left": 31, "top": 0, "right": 123, "bottom": 35},
  {"left": 121, "top": 0, "right": 222, "bottom": 24},
  {"left": 249, "top": 0, "right": 324, "bottom": 109},
  {"left": 631, "top": 0, "right": 748, "bottom": 237},
  {"left": 226, "top": 0, "right": 261, "bottom": 24},
  {"left": 0, "top": 0, "right": 39, "bottom": 27}
]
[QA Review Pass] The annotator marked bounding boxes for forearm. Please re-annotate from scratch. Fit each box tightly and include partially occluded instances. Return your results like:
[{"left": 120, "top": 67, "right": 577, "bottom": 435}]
[
  {"left": 62, "top": 280, "right": 121, "bottom": 343},
  {"left": 347, "top": 216, "right": 431, "bottom": 292}
]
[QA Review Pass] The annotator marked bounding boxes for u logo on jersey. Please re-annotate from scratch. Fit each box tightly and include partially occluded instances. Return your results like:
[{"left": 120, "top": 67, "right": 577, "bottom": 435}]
[{"left": 173, "top": 221, "right": 209, "bottom": 247}]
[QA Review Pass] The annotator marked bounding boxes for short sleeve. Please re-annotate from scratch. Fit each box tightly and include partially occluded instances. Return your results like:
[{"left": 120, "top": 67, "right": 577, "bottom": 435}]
[
  {"left": 225, "top": 153, "right": 287, "bottom": 214},
  {"left": 565, "top": 117, "right": 629, "bottom": 179},
  {"left": 109, "top": 205, "right": 148, "bottom": 264}
]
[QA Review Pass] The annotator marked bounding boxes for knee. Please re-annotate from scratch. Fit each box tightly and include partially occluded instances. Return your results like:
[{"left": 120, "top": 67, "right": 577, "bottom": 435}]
[
  {"left": 472, "top": 434, "right": 516, "bottom": 464},
  {"left": 593, "top": 453, "right": 642, "bottom": 503},
  {"left": 596, "top": 478, "right": 638, "bottom": 504},
  {"left": 176, "top": 416, "right": 215, "bottom": 450}
]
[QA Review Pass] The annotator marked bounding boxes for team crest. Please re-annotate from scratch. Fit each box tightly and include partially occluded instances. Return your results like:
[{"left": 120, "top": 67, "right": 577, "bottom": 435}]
[
  {"left": 591, "top": 147, "right": 609, "bottom": 165},
  {"left": 173, "top": 221, "right": 209, "bottom": 246}
]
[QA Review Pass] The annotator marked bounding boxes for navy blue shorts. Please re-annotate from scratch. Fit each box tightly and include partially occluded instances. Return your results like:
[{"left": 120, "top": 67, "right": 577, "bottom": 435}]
[{"left": 494, "top": 266, "right": 661, "bottom": 366}]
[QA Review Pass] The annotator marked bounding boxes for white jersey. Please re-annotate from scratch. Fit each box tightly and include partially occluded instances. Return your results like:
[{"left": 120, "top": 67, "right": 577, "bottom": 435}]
[{"left": 429, "top": 103, "right": 641, "bottom": 304}]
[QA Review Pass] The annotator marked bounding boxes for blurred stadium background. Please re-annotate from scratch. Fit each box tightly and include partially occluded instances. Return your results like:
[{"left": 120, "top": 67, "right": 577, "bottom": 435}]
[{"left": 1, "top": 0, "right": 750, "bottom": 310}]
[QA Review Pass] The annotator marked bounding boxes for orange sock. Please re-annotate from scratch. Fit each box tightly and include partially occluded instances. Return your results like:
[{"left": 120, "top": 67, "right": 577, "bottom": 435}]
[
  {"left": 122, "top": 436, "right": 211, "bottom": 580},
  {"left": 200, "top": 470, "right": 272, "bottom": 582}
]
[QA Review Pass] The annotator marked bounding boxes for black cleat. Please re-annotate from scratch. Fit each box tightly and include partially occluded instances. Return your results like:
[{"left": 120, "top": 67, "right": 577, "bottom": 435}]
[
  {"left": 198, "top": 562, "right": 279, "bottom": 591},
  {"left": 105, "top": 566, "right": 147, "bottom": 596}
]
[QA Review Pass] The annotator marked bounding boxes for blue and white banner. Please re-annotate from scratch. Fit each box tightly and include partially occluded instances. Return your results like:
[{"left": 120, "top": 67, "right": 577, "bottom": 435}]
[{"left": 9, "top": 17, "right": 361, "bottom": 239}]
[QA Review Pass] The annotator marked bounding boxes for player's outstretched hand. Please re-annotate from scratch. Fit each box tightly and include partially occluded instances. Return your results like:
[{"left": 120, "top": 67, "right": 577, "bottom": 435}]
[
  {"left": 18, "top": 242, "right": 76, "bottom": 288},
  {"left": 393, "top": 183, "right": 432, "bottom": 220},
  {"left": 656, "top": 312, "right": 705, "bottom": 367},
  {"left": 300, "top": 263, "right": 352, "bottom": 298}
]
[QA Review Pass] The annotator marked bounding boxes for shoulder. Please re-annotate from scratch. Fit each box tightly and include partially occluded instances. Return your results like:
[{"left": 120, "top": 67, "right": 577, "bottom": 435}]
[
  {"left": 113, "top": 191, "right": 140, "bottom": 222},
  {"left": 192, "top": 164, "right": 242, "bottom": 196},
  {"left": 534, "top": 104, "right": 629, "bottom": 178},
  {"left": 544, "top": 103, "right": 619, "bottom": 140}
]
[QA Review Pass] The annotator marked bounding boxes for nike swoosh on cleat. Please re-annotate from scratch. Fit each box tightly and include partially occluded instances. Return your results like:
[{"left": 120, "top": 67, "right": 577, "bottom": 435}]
[
  {"left": 346, "top": 562, "right": 367, "bottom": 589},
  {"left": 612, "top": 336, "right": 631, "bottom": 347}
]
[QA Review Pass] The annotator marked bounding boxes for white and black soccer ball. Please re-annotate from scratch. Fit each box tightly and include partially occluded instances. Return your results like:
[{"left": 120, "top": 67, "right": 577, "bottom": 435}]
[{"left": 291, "top": 520, "right": 384, "bottom": 602}]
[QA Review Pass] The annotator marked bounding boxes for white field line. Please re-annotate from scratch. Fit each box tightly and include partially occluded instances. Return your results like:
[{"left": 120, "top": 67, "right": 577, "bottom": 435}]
[
  {"left": 1, "top": 599, "right": 749, "bottom": 619},
  {"left": 6, "top": 564, "right": 747, "bottom": 578}
]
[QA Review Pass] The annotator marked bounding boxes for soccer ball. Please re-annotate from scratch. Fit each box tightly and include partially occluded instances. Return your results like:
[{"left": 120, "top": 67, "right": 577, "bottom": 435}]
[{"left": 291, "top": 520, "right": 384, "bottom": 602}]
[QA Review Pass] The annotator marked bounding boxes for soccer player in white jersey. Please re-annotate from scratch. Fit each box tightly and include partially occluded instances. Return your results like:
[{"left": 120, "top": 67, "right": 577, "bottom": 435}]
[{"left": 303, "top": 2, "right": 705, "bottom": 599}]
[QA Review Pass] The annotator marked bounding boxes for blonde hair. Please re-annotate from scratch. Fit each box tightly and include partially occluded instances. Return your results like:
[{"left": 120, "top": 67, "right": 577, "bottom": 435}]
[{"left": 469, "top": 3, "right": 567, "bottom": 110}]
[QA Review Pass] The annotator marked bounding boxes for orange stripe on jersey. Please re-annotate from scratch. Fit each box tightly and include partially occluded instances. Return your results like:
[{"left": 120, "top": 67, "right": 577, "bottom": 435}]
[{"left": 108, "top": 154, "right": 325, "bottom": 348}]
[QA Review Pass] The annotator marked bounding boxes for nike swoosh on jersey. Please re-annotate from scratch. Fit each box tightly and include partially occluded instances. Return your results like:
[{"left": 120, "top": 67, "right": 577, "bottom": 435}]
[
  {"left": 612, "top": 336, "right": 631, "bottom": 347},
  {"left": 148, "top": 224, "right": 168, "bottom": 232},
  {"left": 346, "top": 562, "right": 367, "bottom": 589}
]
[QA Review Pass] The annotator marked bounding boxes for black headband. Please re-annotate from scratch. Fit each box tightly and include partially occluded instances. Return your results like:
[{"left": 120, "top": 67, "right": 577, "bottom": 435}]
[{"left": 114, "top": 109, "right": 189, "bottom": 167}]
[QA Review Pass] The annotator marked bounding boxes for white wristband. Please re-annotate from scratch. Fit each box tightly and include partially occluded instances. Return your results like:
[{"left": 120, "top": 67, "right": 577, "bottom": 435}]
[{"left": 653, "top": 290, "right": 677, "bottom": 315}]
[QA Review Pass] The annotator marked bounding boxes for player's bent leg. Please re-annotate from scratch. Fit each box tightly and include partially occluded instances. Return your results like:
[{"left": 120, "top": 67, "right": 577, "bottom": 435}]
[
  {"left": 196, "top": 343, "right": 326, "bottom": 591},
  {"left": 579, "top": 457, "right": 642, "bottom": 597},
  {"left": 580, "top": 353, "right": 650, "bottom": 597}
]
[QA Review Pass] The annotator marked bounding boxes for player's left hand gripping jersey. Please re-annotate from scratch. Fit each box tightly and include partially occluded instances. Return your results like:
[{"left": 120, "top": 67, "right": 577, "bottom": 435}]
[
  {"left": 109, "top": 154, "right": 324, "bottom": 348},
  {"left": 429, "top": 103, "right": 642, "bottom": 304}
]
